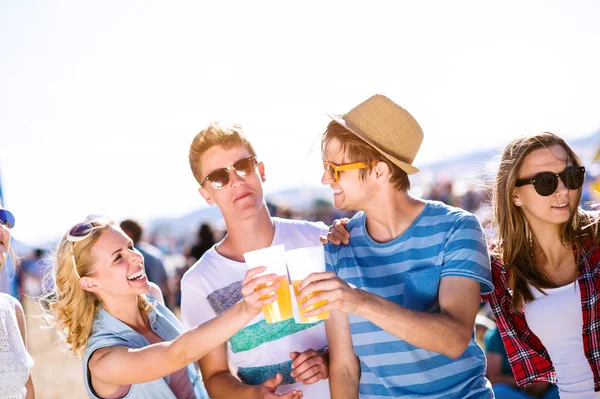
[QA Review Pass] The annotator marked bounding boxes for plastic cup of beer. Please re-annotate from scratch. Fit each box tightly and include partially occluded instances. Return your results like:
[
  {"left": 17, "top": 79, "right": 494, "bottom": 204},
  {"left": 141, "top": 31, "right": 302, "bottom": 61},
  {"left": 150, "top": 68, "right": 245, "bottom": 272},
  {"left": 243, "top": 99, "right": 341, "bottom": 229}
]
[
  {"left": 285, "top": 245, "right": 330, "bottom": 323},
  {"left": 243, "top": 244, "right": 294, "bottom": 324}
]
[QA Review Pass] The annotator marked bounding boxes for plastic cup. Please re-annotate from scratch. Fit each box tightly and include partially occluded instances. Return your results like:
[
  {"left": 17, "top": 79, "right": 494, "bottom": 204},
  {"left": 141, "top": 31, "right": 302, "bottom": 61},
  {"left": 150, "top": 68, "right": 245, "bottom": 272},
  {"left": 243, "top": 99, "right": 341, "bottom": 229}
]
[
  {"left": 243, "top": 244, "right": 293, "bottom": 323},
  {"left": 285, "top": 245, "right": 330, "bottom": 323}
]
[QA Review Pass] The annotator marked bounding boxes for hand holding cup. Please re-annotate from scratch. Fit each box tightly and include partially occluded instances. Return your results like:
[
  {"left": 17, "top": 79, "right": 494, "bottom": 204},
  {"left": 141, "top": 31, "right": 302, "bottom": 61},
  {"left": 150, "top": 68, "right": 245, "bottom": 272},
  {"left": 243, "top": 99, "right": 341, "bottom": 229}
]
[
  {"left": 244, "top": 245, "right": 294, "bottom": 323},
  {"left": 241, "top": 266, "right": 281, "bottom": 314}
]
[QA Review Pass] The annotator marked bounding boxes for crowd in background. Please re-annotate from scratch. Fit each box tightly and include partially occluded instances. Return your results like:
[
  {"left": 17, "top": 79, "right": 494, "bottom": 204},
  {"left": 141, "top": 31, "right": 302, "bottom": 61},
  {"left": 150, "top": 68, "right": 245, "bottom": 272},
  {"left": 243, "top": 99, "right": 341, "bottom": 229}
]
[{"left": 9, "top": 173, "right": 600, "bottom": 307}]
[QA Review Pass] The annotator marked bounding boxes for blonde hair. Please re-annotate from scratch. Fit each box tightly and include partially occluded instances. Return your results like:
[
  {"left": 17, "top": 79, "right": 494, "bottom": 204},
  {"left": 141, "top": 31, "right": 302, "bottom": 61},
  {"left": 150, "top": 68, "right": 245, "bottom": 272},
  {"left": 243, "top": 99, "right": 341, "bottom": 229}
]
[
  {"left": 42, "top": 218, "right": 153, "bottom": 358},
  {"left": 322, "top": 121, "right": 410, "bottom": 191},
  {"left": 189, "top": 122, "right": 257, "bottom": 185},
  {"left": 492, "top": 132, "right": 599, "bottom": 310}
]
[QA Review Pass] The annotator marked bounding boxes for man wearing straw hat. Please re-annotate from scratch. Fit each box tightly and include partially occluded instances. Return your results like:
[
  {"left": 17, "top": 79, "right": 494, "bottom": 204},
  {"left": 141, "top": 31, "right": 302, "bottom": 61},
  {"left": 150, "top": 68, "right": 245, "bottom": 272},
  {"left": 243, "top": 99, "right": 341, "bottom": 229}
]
[{"left": 297, "top": 95, "right": 494, "bottom": 398}]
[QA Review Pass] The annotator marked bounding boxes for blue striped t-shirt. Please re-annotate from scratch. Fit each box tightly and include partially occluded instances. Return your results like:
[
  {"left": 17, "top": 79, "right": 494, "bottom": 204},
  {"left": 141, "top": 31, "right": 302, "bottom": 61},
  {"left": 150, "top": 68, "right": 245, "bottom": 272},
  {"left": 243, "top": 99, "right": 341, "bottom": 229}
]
[{"left": 325, "top": 201, "right": 494, "bottom": 398}]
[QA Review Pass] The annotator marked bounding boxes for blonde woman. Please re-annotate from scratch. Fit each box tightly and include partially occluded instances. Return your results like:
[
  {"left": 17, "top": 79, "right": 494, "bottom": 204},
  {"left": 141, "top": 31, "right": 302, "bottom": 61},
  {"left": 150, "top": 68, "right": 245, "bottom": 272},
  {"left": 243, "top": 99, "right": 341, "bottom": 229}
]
[
  {"left": 0, "top": 204, "right": 35, "bottom": 399},
  {"left": 484, "top": 132, "right": 599, "bottom": 398},
  {"left": 44, "top": 216, "right": 288, "bottom": 399}
]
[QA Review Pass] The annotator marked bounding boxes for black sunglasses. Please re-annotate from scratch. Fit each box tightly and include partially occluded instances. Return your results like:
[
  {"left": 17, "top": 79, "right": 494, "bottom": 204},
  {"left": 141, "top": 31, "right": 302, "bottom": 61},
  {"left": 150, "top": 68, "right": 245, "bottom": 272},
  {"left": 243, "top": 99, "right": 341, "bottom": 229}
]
[
  {"left": 201, "top": 157, "right": 258, "bottom": 189},
  {"left": 515, "top": 165, "right": 585, "bottom": 196},
  {"left": 0, "top": 209, "right": 15, "bottom": 229}
]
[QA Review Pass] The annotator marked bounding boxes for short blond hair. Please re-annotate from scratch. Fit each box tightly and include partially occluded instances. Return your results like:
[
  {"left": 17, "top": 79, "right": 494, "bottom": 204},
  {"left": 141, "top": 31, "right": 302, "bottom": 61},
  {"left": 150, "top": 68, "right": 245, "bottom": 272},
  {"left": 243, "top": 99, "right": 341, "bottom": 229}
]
[{"left": 189, "top": 122, "right": 257, "bottom": 185}]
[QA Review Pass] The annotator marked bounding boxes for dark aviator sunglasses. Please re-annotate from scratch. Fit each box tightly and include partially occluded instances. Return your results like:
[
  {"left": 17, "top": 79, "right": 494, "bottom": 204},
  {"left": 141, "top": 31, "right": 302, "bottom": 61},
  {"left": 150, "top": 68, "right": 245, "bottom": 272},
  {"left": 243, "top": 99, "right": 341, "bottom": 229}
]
[
  {"left": 201, "top": 157, "right": 258, "bottom": 189},
  {"left": 515, "top": 165, "right": 585, "bottom": 196}
]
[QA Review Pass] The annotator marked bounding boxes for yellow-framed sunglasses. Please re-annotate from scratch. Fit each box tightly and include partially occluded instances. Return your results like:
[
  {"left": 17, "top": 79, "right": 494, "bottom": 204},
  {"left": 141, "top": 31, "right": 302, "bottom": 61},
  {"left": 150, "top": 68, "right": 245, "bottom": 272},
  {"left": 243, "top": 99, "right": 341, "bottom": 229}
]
[{"left": 324, "top": 160, "right": 377, "bottom": 182}]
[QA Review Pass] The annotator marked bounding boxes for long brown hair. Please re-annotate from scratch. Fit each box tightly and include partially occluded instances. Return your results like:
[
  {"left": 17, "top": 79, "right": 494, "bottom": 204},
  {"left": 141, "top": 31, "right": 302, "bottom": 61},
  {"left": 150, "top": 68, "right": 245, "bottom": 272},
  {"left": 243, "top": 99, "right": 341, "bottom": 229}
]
[{"left": 492, "top": 132, "right": 599, "bottom": 310}]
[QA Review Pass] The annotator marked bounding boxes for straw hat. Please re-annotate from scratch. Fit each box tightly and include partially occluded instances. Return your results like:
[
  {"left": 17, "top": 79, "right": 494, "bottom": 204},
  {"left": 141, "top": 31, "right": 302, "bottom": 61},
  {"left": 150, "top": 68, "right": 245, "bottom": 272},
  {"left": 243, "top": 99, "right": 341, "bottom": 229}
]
[{"left": 329, "top": 94, "right": 423, "bottom": 175}]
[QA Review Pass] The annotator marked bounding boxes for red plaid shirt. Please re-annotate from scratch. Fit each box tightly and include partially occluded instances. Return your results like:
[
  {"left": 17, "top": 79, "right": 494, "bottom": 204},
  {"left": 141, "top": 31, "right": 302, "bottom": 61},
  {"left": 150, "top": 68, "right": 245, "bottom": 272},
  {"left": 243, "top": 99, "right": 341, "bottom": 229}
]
[{"left": 483, "top": 239, "right": 600, "bottom": 391}]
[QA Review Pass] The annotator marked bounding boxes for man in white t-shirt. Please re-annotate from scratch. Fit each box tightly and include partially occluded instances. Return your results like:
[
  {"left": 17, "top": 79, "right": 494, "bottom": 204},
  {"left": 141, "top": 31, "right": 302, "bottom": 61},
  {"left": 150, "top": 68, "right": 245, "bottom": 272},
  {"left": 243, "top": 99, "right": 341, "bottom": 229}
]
[{"left": 181, "top": 122, "right": 342, "bottom": 398}]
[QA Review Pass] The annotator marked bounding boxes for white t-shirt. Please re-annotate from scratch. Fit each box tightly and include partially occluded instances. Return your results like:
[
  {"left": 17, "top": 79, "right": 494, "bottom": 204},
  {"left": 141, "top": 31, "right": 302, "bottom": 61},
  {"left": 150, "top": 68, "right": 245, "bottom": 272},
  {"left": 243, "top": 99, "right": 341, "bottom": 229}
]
[
  {"left": 181, "top": 217, "right": 330, "bottom": 398},
  {"left": 524, "top": 282, "right": 596, "bottom": 398},
  {"left": 0, "top": 293, "right": 34, "bottom": 399}
]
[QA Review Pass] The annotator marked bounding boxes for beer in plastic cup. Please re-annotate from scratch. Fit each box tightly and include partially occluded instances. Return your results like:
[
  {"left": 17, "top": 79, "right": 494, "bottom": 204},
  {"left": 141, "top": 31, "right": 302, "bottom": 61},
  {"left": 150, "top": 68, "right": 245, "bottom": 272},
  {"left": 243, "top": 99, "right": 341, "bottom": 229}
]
[
  {"left": 285, "top": 245, "right": 330, "bottom": 323},
  {"left": 243, "top": 244, "right": 293, "bottom": 323}
]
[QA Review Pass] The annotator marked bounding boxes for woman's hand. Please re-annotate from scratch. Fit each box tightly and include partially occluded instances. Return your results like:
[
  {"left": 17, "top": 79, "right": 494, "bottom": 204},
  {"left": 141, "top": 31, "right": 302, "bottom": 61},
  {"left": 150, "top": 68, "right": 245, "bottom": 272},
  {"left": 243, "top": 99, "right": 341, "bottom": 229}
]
[{"left": 241, "top": 266, "right": 280, "bottom": 314}]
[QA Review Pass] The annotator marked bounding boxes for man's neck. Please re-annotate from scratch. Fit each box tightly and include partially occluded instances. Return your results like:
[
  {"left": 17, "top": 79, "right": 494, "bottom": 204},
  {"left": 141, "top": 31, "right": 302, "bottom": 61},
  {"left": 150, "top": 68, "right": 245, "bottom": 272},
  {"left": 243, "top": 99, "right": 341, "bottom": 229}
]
[
  {"left": 363, "top": 190, "right": 426, "bottom": 243},
  {"left": 217, "top": 206, "right": 276, "bottom": 262}
]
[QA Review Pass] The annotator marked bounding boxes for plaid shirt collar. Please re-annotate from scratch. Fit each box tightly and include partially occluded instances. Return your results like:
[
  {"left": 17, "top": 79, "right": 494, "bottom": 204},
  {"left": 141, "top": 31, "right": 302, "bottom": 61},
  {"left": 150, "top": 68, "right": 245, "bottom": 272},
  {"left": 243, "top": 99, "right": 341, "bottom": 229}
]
[{"left": 484, "top": 239, "right": 600, "bottom": 391}]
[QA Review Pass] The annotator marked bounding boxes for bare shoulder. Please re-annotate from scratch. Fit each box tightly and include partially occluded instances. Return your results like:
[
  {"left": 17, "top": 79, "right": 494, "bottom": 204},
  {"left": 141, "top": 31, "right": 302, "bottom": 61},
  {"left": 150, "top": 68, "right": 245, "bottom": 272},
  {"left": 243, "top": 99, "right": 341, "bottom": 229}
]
[
  {"left": 90, "top": 345, "right": 122, "bottom": 365},
  {"left": 148, "top": 282, "right": 165, "bottom": 305},
  {"left": 88, "top": 345, "right": 128, "bottom": 377},
  {"left": 2, "top": 294, "right": 28, "bottom": 344},
  {"left": 1, "top": 293, "right": 25, "bottom": 317}
]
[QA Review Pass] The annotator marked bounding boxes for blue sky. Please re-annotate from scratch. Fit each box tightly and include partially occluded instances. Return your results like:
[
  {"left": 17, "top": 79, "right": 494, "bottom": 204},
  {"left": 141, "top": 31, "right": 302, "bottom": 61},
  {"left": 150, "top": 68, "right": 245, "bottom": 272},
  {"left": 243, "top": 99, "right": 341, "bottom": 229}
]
[{"left": 1, "top": 0, "right": 600, "bottom": 245}]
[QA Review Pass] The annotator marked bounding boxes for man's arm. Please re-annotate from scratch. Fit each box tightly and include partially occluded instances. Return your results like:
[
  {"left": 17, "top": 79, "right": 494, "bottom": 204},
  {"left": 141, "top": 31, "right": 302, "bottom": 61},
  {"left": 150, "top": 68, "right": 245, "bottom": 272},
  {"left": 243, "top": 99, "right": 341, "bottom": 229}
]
[
  {"left": 180, "top": 272, "right": 260, "bottom": 398},
  {"left": 200, "top": 344, "right": 303, "bottom": 399},
  {"left": 359, "top": 276, "right": 480, "bottom": 358},
  {"left": 299, "top": 275, "right": 480, "bottom": 359},
  {"left": 485, "top": 353, "right": 518, "bottom": 386},
  {"left": 199, "top": 343, "right": 260, "bottom": 398},
  {"left": 326, "top": 310, "right": 359, "bottom": 399}
]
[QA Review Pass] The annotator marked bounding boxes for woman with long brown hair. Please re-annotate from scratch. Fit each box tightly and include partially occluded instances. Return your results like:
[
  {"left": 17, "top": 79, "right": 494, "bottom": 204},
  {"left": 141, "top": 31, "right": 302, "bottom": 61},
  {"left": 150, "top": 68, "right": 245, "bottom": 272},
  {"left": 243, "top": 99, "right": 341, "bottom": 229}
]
[
  {"left": 42, "top": 215, "right": 294, "bottom": 399},
  {"left": 485, "top": 132, "right": 599, "bottom": 398}
]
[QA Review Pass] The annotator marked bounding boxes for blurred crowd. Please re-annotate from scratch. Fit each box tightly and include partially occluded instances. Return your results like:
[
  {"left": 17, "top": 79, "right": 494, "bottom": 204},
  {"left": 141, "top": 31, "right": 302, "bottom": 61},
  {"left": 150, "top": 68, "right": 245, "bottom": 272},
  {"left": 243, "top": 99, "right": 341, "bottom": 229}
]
[{"left": 9, "top": 172, "right": 600, "bottom": 309}]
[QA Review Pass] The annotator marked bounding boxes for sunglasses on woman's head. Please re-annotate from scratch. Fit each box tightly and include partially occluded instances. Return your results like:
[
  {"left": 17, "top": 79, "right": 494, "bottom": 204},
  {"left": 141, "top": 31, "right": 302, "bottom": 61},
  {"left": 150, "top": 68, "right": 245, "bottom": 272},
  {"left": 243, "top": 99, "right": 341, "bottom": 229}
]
[
  {"left": 66, "top": 215, "right": 111, "bottom": 279},
  {"left": 201, "top": 156, "right": 258, "bottom": 189},
  {"left": 515, "top": 165, "right": 585, "bottom": 196},
  {"left": 0, "top": 209, "right": 15, "bottom": 229}
]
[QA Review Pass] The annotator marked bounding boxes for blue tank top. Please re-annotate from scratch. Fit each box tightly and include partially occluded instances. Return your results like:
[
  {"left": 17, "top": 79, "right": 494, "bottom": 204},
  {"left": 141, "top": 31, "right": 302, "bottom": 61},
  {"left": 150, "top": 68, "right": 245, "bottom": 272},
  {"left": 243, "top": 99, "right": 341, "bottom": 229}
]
[{"left": 82, "top": 296, "right": 208, "bottom": 399}]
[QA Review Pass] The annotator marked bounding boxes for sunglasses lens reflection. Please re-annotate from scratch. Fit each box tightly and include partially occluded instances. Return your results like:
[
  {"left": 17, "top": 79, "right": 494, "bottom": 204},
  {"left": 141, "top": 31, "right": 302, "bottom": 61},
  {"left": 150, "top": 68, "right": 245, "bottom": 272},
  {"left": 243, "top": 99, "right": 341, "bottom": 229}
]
[
  {"left": 0, "top": 210, "right": 15, "bottom": 229},
  {"left": 564, "top": 166, "right": 585, "bottom": 190},
  {"left": 233, "top": 158, "right": 255, "bottom": 177},
  {"left": 535, "top": 173, "right": 558, "bottom": 196},
  {"left": 209, "top": 169, "right": 230, "bottom": 189},
  {"left": 69, "top": 222, "right": 95, "bottom": 237}
]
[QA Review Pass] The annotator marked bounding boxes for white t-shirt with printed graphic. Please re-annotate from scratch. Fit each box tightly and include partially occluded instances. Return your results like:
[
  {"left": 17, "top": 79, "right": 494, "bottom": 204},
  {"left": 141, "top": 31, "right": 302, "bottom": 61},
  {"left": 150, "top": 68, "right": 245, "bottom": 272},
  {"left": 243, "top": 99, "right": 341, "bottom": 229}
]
[{"left": 181, "top": 217, "right": 330, "bottom": 398}]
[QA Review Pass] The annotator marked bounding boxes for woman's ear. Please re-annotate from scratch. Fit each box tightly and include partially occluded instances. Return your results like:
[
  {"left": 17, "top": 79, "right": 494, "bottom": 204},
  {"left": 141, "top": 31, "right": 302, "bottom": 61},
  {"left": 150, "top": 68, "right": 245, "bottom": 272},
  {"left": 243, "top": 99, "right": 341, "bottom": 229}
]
[
  {"left": 513, "top": 196, "right": 522, "bottom": 207},
  {"left": 79, "top": 277, "right": 99, "bottom": 292}
]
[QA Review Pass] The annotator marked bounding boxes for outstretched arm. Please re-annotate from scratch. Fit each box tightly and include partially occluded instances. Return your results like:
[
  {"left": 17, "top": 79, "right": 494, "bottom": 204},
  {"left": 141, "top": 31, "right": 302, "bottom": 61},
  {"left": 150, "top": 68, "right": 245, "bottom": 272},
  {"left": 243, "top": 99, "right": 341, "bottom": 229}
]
[{"left": 89, "top": 268, "right": 279, "bottom": 389}]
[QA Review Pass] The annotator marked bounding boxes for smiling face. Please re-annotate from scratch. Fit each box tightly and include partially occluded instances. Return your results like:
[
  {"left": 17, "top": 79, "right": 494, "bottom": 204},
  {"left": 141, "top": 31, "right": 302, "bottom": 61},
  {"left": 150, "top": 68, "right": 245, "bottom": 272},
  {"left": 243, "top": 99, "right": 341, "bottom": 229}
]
[
  {"left": 197, "top": 144, "right": 266, "bottom": 221},
  {"left": 0, "top": 205, "right": 11, "bottom": 268},
  {"left": 81, "top": 227, "right": 149, "bottom": 299},
  {"left": 513, "top": 144, "right": 581, "bottom": 232},
  {"left": 321, "top": 137, "right": 372, "bottom": 211}
]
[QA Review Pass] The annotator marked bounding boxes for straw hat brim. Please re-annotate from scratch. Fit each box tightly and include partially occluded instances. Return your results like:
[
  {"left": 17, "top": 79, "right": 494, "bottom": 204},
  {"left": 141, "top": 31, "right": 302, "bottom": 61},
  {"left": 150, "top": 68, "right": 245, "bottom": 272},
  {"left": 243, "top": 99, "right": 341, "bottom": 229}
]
[{"left": 329, "top": 114, "right": 420, "bottom": 175}]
